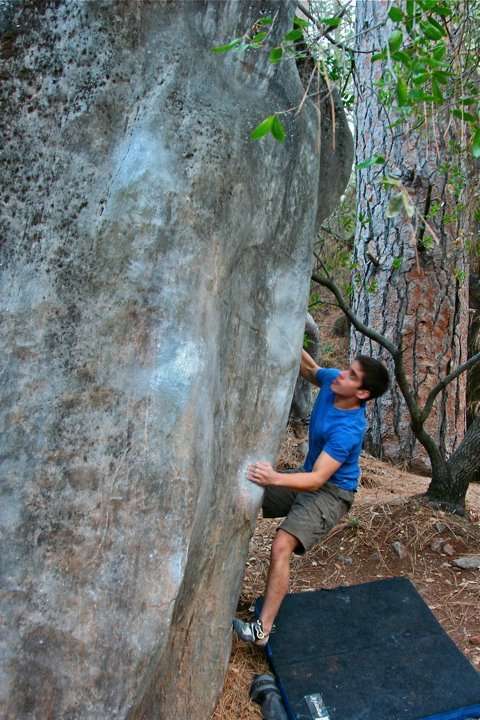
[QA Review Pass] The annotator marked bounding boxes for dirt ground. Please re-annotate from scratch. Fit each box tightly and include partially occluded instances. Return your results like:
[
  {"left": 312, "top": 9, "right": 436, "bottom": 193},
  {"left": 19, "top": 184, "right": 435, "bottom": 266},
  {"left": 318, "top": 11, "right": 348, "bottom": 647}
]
[{"left": 212, "top": 305, "right": 480, "bottom": 720}]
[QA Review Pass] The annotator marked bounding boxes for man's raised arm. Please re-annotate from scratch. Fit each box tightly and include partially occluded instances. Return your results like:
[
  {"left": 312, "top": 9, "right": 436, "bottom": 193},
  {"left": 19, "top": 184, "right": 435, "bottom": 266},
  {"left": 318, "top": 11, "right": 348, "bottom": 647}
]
[{"left": 300, "top": 349, "right": 321, "bottom": 386}]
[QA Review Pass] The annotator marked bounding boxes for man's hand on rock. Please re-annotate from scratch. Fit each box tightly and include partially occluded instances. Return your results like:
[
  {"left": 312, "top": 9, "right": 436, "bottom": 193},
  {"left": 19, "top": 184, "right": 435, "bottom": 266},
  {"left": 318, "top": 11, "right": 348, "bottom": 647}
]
[{"left": 247, "top": 462, "right": 277, "bottom": 487}]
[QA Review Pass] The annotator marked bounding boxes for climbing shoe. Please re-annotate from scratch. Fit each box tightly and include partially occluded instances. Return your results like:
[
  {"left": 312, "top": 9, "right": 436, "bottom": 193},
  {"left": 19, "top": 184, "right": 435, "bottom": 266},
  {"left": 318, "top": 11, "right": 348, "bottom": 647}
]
[{"left": 232, "top": 617, "right": 269, "bottom": 647}]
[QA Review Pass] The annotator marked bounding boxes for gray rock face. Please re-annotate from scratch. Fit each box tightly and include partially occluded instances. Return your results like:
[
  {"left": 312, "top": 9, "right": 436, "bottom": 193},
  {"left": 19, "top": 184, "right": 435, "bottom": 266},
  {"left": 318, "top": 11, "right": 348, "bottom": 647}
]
[{"left": 0, "top": 2, "right": 353, "bottom": 718}]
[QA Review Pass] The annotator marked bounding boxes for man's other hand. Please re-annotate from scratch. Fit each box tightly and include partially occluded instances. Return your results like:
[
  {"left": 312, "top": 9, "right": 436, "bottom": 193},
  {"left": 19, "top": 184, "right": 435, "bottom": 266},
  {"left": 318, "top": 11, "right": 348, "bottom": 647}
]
[{"left": 300, "top": 349, "right": 321, "bottom": 386}]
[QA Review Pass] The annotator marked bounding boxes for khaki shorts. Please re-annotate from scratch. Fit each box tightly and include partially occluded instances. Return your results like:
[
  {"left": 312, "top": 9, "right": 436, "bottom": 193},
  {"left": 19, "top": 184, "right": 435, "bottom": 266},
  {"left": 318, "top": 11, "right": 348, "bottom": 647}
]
[{"left": 262, "top": 477, "right": 354, "bottom": 555}]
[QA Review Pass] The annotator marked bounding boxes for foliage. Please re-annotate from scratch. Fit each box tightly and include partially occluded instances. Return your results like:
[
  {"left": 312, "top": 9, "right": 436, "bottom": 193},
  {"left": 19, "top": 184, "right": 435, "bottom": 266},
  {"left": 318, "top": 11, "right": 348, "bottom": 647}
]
[
  {"left": 372, "top": 1, "right": 480, "bottom": 156},
  {"left": 212, "top": 4, "right": 355, "bottom": 142},
  {"left": 213, "top": 1, "right": 480, "bottom": 160}
]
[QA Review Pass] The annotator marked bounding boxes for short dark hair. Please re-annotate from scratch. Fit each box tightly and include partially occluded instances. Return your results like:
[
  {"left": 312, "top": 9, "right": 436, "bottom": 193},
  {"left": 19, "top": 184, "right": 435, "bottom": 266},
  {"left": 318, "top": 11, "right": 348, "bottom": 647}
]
[{"left": 355, "top": 355, "right": 389, "bottom": 400}]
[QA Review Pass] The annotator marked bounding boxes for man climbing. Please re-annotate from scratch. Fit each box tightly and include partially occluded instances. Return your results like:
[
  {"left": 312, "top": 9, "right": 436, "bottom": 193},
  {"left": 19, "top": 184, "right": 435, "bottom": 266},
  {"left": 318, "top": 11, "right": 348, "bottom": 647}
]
[{"left": 233, "top": 349, "right": 390, "bottom": 646}]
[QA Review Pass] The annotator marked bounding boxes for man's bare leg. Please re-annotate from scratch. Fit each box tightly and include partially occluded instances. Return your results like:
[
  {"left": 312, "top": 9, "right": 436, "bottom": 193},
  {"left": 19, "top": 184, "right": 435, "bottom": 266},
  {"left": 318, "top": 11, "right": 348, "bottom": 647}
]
[
  {"left": 232, "top": 529, "right": 300, "bottom": 645},
  {"left": 259, "top": 529, "right": 300, "bottom": 634}
]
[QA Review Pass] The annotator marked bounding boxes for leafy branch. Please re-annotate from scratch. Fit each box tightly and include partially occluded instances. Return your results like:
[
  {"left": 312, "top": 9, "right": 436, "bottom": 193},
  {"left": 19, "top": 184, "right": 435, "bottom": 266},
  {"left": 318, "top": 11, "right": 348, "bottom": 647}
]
[{"left": 212, "top": 0, "right": 480, "bottom": 157}]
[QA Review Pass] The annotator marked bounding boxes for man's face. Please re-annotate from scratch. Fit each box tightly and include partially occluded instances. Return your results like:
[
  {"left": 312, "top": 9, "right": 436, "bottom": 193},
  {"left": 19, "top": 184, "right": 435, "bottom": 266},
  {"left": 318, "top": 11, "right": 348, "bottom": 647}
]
[{"left": 331, "top": 360, "right": 370, "bottom": 401}]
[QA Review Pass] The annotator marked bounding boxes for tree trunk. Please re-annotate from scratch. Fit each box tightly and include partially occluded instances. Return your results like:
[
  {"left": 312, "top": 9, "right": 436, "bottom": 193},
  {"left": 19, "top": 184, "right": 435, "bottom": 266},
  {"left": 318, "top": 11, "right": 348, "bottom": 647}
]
[
  {"left": 467, "top": 276, "right": 480, "bottom": 426},
  {"left": 444, "top": 415, "right": 480, "bottom": 504},
  {"left": 351, "top": 0, "right": 469, "bottom": 475}
]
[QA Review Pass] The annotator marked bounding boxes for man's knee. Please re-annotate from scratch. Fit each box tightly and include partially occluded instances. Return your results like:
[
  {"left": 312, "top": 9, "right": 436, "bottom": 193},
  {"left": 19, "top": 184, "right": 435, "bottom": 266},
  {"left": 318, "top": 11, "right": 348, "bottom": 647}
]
[{"left": 271, "top": 530, "right": 300, "bottom": 562}]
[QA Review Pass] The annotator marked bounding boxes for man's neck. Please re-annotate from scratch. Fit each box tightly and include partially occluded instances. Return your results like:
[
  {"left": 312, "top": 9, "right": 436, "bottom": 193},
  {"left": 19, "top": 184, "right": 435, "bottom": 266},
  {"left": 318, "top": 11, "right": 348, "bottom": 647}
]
[{"left": 333, "top": 396, "right": 362, "bottom": 411}]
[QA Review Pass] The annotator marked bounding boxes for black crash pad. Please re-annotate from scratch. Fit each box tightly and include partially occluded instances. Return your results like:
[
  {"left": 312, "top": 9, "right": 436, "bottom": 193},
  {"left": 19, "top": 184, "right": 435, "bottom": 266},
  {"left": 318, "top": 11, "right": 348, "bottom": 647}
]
[{"left": 256, "top": 577, "right": 480, "bottom": 720}]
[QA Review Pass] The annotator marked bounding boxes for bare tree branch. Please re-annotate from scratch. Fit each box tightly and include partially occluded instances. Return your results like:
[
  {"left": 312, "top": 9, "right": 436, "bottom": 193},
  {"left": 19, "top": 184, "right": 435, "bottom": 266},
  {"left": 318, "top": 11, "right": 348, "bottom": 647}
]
[
  {"left": 295, "top": 1, "right": 378, "bottom": 54},
  {"left": 296, "top": 1, "right": 347, "bottom": 39},
  {"left": 311, "top": 271, "right": 397, "bottom": 355},
  {"left": 318, "top": 224, "right": 354, "bottom": 244},
  {"left": 313, "top": 270, "right": 425, "bottom": 421}
]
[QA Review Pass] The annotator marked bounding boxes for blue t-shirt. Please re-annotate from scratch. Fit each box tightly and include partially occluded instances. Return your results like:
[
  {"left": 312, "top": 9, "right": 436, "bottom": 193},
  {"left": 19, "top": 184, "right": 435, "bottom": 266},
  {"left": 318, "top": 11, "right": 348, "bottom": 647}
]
[{"left": 303, "top": 368, "right": 366, "bottom": 492}]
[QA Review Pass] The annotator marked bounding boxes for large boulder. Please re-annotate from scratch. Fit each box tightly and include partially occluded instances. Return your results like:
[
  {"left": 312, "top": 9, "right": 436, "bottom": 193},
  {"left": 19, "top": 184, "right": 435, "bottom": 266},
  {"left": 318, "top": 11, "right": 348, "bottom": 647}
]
[{"left": 0, "top": 1, "right": 353, "bottom": 718}]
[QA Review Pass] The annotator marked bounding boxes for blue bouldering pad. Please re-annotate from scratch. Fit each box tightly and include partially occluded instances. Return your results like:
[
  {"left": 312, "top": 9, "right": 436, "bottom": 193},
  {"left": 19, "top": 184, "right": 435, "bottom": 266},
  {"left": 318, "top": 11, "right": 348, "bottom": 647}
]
[{"left": 256, "top": 577, "right": 480, "bottom": 720}]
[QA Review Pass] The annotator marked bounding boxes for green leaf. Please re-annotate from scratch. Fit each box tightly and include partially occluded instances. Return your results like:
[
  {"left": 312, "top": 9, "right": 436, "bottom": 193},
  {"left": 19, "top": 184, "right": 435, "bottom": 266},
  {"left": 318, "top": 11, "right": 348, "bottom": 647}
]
[
  {"left": 433, "top": 70, "right": 450, "bottom": 84},
  {"left": 419, "top": 235, "right": 434, "bottom": 250},
  {"left": 472, "top": 127, "right": 480, "bottom": 159},
  {"left": 250, "top": 115, "right": 274, "bottom": 140},
  {"left": 396, "top": 77, "right": 410, "bottom": 106},
  {"left": 293, "top": 16, "right": 309, "bottom": 29},
  {"left": 412, "top": 59, "right": 426, "bottom": 73},
  {"left": 284, "top": 28, "right": 303, "bottom": 42},
  {"left": 257, "top": 16, "right": 273, "bottom": 25},
  {"left": 268, "top": 47, "right": 283, "bottom": 64},
  {"left": 388, "top": 6, "right": 404, "bottom": 21},
  {"left": 406, "top": 0, "right": 415, "bottom": 31},
  {"left": 432, "top": 43, "right": 446, "bottom": 60},
  {"left": 303, "top": 332, "right": 313, "bottom": 349},
  {"left": 432, "top": 3, "right": 452, "bottom": 16},
  {"left": 388, "top": 29, "right": 403, "bottom": 53},
  {"left": 412, "top": 72, "right": 428, "bottom": 86},
  {"left": 410, "top": 89, "right": 434, "bottom": 102},
  {"left": 211, "top": 38, "right": 242, "bottom": 54},
  {"left": 460, "top": 97, "right": 477, "bottom": 105},
  {"left": 452, "top": 109, "right": 477, "bottom": 123},
  {"left": 427, "top": 16, "right": 447, "bottom": 35},
  {"left": 392, "top": 50, "right": 411, "bottom": 66},
  {"left": 423, "top": 56, "right": 443, "bottom": 69},
  {"left": 423, "top": 57, "right": 442, "bottom": 70},
  {"left": 271, "top": 116, "right": 286, "bottom": 142},
  {"left": 420, "top": 20, "right": 444, "bottom": 40},
  {"left": 252, "top": 31, "right": 268, "bottom": 43},
  {"left": 322, "top": 16, "right": 342, "bottom": 28},
  {"left": 356, "top": 154, "right": 386, "bottom": 170},
  {"left": 392, "top": 256, "right": 403, "bottom": 270},
  {"left": 372, "top": 51, "right": 386, "bottom": 62},
  {"left": 432, "top": 78, "right": 444, "bottom": 103}
]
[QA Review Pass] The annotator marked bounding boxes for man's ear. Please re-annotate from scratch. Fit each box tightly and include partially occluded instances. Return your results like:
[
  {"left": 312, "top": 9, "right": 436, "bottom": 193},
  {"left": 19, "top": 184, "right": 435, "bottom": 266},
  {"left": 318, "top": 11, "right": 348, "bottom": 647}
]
[{"left": 356, "top": 388, "right": 370, "bottom": 401}]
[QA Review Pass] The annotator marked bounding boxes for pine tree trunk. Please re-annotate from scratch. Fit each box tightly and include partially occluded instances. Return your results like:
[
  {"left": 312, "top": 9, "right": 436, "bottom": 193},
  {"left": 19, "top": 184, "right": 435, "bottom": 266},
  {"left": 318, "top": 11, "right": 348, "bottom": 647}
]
[
  {"left": 351, "top": 0, "right": 469, "bottom": 474},
  {"left": 467, "top": 313, "right": 480, "bottom": 425},
  {"left": 444, "top": 415, "right": 480, "bottom": 506}
]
